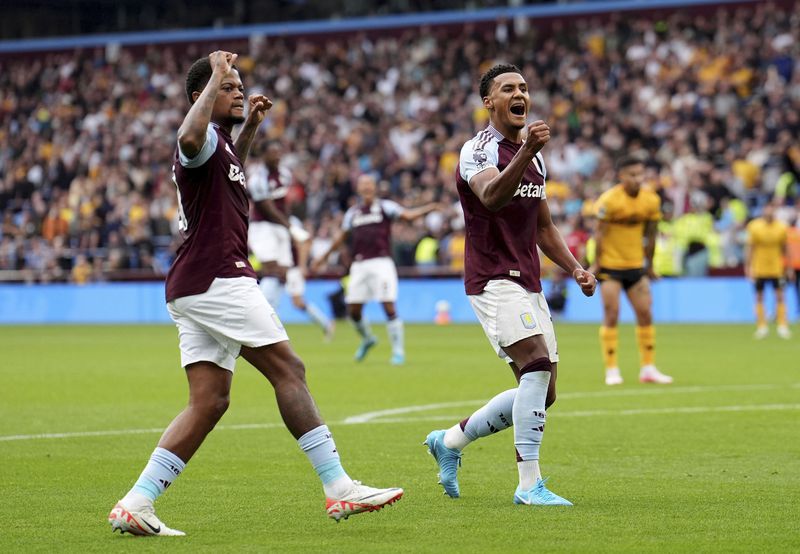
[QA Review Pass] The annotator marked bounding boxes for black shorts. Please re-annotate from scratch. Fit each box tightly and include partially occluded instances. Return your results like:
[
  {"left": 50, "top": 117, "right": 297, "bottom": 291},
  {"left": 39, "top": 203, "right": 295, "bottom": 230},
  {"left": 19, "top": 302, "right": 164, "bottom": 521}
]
[
  {"left": 597, "top": 267, "right": 646, "bottom": 291},
  {"left": 754, "top": 278, "right": 784, "bottom": 292}
]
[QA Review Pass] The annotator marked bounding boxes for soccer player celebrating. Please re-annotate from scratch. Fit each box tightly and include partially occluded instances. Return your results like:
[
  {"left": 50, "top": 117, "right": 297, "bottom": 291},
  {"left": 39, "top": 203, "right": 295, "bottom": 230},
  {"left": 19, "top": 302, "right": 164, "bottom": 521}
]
[
  {"left": 745, "top": 202, "right": 791, "bottom": 339},
  {"left": 589, "top": 156, "right": 673, "bottom": 385},
  {"left": 107, "top": 52, "right": 402, "bottom": 536},
  {"left": 247, "top": 143, "right": 335, "bottom": 340},
  {"left": 424, "top": 64, "right": 596, "bottom": 506},
  {"left": 312, "top": 174, "right": 440, "bottom": 365}
]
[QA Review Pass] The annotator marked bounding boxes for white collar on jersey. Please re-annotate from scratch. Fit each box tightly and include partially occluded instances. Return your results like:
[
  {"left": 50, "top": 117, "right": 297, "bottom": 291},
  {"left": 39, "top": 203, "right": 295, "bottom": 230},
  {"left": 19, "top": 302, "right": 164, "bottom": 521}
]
[{"left": 486, "top": 125, "right": 505, "bottom": 141}]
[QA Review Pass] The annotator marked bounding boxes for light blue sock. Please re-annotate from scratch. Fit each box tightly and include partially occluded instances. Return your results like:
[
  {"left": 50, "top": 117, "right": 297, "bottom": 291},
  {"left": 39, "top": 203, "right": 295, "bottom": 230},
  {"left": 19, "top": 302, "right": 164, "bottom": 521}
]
[
  {"left": 305, "top": 302, "right": 331, "bottom": 331},
  {"left": 463, "top": 388, "right": 516, "bottom": 440},
  {"left": 513, "top": 372, "right": 550, "bottom": 461},
  {"left": 298, "top": 425, "right": 353, "bottom": 497},
  {"left": 352, "top": 317, "right": 373, "bottom": 340},
  {"left": 128, "top": 447, "right": 186, "bottom": 504},
  {"left": 259, "top": 277, "right": 283, "bottom": 309},
  {"left": 386, "top": 318, "right": 404, "bottom": 356}
]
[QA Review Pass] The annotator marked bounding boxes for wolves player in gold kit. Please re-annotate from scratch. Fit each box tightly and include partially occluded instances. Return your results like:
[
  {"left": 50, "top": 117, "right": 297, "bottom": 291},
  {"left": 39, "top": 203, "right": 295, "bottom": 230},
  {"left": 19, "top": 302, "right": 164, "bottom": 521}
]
[
  {"left": 590, "top": 156, "right": 673, "bottom": 386},
  {"left": 746, "top": 203, "right": 790, "bottom": 339}
]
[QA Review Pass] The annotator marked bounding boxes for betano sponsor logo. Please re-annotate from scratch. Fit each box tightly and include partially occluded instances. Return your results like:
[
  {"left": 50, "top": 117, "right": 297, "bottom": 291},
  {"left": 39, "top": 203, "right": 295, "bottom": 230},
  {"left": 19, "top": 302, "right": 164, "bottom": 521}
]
[
  {"left": 352, "top": 212, "right": 384, "bottom": 227},
  {"left": 514, "top": 182, "right": 546, "bottom": 199}
]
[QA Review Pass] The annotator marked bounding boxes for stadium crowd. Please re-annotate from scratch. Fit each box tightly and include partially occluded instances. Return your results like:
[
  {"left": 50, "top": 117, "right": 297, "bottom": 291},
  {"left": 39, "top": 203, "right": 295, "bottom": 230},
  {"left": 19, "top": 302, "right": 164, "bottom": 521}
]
[{"left": 0, "top": 2, "right": 798, "bottom": 283}]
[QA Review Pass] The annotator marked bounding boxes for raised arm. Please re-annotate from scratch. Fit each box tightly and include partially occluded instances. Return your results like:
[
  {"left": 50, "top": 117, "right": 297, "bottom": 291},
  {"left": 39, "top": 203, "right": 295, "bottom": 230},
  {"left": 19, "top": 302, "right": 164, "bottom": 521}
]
[
  {"left": 311, "top": 229, "right": 349, "bottom": 273},
  {"left": 234, "top": 94, "right": 273, "bottom": 165},
  {"left": 294, "top": 231, "right": 312, "bottom": 274},
  {"left": 253, "top": 198, "right": 291, "bottom": 228},
  {"left": 537, "top": 199, "right": 596, "bottom": 297},
  {"left": 468, "top": 121, "right": 550, "bottom": 212},
  {"left": 177, "top": 51, "right": 236, "bottom": 158},
  {"left": 398, "top": 202, "right": 442, "bottom": 222}
]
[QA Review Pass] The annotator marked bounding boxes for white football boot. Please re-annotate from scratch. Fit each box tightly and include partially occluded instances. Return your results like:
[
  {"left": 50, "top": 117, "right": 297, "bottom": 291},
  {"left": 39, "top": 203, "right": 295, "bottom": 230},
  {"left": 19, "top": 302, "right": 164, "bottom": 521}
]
[
  {"left": 605, "top": 367, "right": 624, "bottom": 386},
  {"left": 777, "top": 325, "right": 792, "bottom": 339},
  {"left": 325, "top": 481, "right": 403, "bottom": 522},
  {"left": 754, "top": 326, "right": 769, "bottom": 340},
  {"left": 108, "top": 501, "right": 185, "bottom": 536},
  {"left": 639, "top": 365, "right": 673, "bottom": 384}
]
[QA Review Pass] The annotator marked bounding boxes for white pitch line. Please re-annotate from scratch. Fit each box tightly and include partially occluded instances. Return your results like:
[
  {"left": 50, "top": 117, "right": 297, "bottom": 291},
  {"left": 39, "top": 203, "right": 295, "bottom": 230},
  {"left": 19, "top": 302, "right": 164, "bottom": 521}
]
[
  {"left": 343, "top": 382, "right": 800, "bottom": 423},
  {"left": 0, "top": 427, "right": 166, "bottom": 442},
  {"left": 343, "top": 400, "right": 486, "bottom": 424},
  {"left": 354, "top": 403, "right": 800, "bottom": 424},
  {"left": 2, "top": 383, "right": 798, "bottom": 443},
  {"left": 0, "top": 422, "right": 286, "bottom": 443}
]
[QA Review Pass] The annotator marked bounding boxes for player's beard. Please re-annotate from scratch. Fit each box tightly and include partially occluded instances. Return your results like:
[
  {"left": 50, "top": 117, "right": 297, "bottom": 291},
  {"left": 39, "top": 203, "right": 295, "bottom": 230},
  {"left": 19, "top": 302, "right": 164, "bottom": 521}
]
[
  {"left": 229, "top": 113, "right": 246, "bottom": 125},
  {"left": 508, "top": 108, "right": 527, "bottom": 130}
]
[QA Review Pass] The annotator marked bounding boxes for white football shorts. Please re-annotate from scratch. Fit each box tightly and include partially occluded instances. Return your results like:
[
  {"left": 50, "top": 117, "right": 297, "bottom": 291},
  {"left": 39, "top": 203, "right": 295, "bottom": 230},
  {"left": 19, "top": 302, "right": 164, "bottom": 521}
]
[
  {"left": 468, "top": 279, "right": 559, "bottom": 364},
  {"left": 345, "top": 256, "right": 399, "bottom": 304},
  {"left": 285, "top": 267, "right": 306, "bottom": 297},
  {"left": 248, "top": 221, "right": 293, "bottom": 267},
  {"left": 167, "top": 276, "right": 289, "bottom": 372}
]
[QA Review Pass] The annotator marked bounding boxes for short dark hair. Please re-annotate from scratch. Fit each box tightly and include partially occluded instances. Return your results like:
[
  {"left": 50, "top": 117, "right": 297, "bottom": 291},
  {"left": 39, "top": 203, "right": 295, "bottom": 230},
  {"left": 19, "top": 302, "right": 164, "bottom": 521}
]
[
  {"left": 185, "top": 58, "right": 213, "bottom": 104},
  {"left": 185, "top": 57, "right": 238, "bottom": 104},
  {"left": 479, "top": 63, "right": 522, "bottom": 99},
  {"left": 616, "top": 155, "right": 645, "bottom": 171}
]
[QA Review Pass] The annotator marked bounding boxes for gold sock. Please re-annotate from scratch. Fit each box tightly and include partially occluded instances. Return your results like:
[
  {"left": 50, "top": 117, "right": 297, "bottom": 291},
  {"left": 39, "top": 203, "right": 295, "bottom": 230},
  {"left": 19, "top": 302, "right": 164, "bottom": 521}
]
[
  {"left": 636, "top": 325, "right": 656, "bottom": 367},
  {"left": 755, "top": 302, "right": 766, "bottom": 327},
  {"left": 777, "top": 301, "right": 787, "bottom": 327},
  {"left": 599, "top": 326, "right": 618, "bottom": 370}
]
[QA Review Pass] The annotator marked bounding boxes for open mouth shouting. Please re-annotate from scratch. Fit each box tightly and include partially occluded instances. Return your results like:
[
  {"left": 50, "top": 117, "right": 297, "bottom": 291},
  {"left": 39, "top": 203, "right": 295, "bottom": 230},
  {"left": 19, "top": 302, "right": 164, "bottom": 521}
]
[{"left": 509, "top": 102, "right": 526, "bottom": 117}]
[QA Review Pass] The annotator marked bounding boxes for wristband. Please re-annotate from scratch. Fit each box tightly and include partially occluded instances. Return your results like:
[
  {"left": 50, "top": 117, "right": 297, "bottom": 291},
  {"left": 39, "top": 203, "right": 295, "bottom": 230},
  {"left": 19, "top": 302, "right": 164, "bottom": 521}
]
[{"left": 289, "top": 225, "right": 311, "bottom": 243}]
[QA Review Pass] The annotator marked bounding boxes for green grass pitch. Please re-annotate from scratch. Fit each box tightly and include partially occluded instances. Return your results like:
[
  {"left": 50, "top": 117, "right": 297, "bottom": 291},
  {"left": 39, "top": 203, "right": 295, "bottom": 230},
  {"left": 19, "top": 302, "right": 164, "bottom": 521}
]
[{"left": 1, "top": 322, "right": 799, "bottom": 552}]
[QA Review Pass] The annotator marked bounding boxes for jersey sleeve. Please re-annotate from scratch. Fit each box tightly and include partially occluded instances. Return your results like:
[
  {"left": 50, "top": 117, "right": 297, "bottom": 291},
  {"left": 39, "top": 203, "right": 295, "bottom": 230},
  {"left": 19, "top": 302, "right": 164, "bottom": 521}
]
[
  {"left": 459, "top": 138, "right": 498, "bottom": 184},
  {"left": 178, "top": 124, "right": 218, "bottom": 169},
  {"left": 649, "top": 193, "right": 662, "bottom": 221},
  {"left": 594, "top": 192, "right": 612, "bottom": 221},
  {"left": 248, "top": 166, "right": 270, "bottom": 202},
  {"left": 341, "top": 208, "right": 354, "bottom": 231},
  {"left": 745, "top": 221, "right": 756, "bottom": 244},
  {"left": 380, "top": 199, "right": 405, "bottom": 220},
  {"left": 535, "top": 152, "right": 547, "bottom": 181}
]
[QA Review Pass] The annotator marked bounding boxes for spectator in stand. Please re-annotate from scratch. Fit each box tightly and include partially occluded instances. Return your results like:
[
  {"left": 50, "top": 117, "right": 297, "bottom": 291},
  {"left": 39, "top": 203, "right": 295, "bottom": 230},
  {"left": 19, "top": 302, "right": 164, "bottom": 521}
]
[
  {"left": 785, "top": 213, "right": 800, "bottom": 316},
  {"left": 0, "top": 3, "right": 798, "bottom": 281}
]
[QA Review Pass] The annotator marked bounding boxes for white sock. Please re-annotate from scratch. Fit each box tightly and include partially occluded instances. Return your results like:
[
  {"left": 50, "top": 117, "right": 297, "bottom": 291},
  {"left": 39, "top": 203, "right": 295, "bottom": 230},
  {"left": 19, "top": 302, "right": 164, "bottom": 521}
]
[
  {"left": 443, "top": 425, "right": 471, "bottom": 451},
  {"left": 120, "top": 491, "right": 152, "bottom": 511},
  {"left": 517, "top": 460, "right": 542, "bottom": 490},
  {"left": 324, "top": 475, "right": 355, "bottom": 499},
  {"left": 386, "top": 318, "right": 404, "bottom": 356},
  {"left": 305, "top": 301, "right": 331, "bottom": 331}
]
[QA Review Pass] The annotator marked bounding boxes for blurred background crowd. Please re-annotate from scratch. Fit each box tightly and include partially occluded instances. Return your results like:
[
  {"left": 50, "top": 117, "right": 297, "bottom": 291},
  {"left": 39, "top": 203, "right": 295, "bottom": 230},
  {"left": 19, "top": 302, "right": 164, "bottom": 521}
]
[{"left": 1, "top": 1, "right": 799, "bottom": 283}]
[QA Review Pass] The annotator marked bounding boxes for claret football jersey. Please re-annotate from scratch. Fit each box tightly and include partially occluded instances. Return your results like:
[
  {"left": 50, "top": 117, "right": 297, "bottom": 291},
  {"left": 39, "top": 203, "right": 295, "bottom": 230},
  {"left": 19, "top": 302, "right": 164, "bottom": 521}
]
[
  {"left": 456, "top": 124, "right": 548, "bottom": 295},
  {"left": 165, "top": 123, "right": 257, "bottom": 302},
  {"left": 342, "top": 199, "right": 404, "bottom": 261}
]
